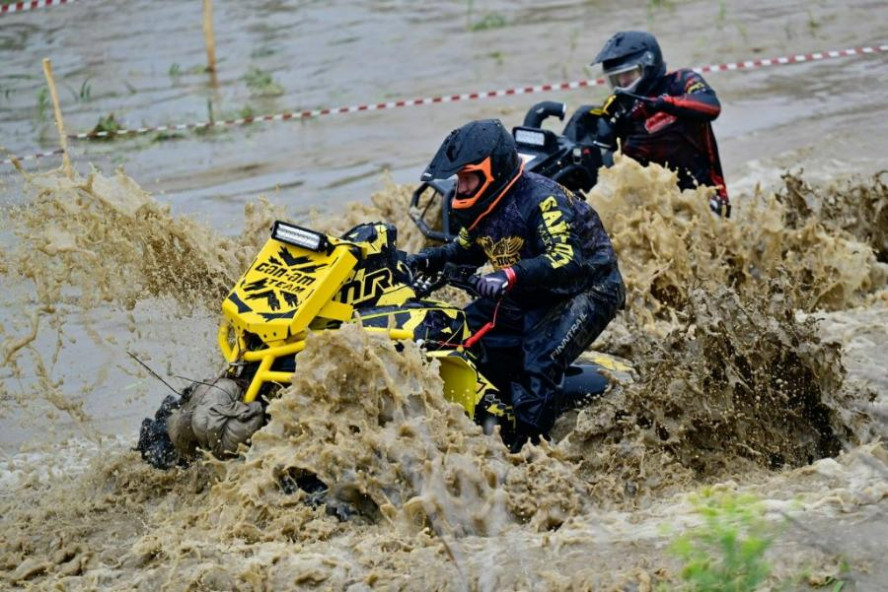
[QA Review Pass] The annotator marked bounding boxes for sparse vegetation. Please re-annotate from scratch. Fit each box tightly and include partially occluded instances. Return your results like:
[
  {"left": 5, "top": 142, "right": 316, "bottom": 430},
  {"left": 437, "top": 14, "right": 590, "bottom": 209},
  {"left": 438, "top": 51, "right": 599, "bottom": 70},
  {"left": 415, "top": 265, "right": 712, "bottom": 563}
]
[
  {"left": 250, "top": 46, "right": 276, "bottom": 58},
  {"left": 807, "top": 10, "right": 821, "bottom": 35},
  {"left": 151, "top": 130, "right": 186, "bottom": 143},
  {"left": 89, "top": 113, "right": 123, "bottom": 139},
  {"left": 243, "top": 67, "right": 284, "bottom": 97},
  {"left": 36, "top": 87, "right": 49, "bottom": 122},
  {"left": 667, "top": 490, "right": 776, "bottom": 591},
  {"left": 64, "top": 78, "right": 92, "bottom": 103},
  {"left": 465, "top": 0, "right": 506, "bottom": 32},
  {"left": 169, "top": 63, "right": 182, "bottom": 78},
  {"left": 716, "top": 0, "right": 727, "bottom": 28},
  {"left": 470, "top": 13, "right": 506, "bottom": 31}
]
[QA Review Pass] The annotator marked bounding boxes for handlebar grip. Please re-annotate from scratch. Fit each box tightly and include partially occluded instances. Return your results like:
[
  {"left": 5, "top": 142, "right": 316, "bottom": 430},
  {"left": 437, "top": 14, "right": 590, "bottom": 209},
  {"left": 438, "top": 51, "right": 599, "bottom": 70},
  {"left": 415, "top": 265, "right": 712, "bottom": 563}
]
[{"left": 523, "top": 101, "right": 567, "bottom": 128}]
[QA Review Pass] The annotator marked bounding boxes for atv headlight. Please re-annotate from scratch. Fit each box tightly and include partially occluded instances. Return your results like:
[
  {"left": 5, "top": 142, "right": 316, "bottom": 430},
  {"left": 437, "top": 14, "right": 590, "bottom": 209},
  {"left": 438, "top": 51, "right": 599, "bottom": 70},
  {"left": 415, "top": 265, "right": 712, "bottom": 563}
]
[
  {"left": 514, "top": 129, "right": 546, "bottom": 147},
  {"left": 271, "top": 221, "right": 329, "bottom": 252}
]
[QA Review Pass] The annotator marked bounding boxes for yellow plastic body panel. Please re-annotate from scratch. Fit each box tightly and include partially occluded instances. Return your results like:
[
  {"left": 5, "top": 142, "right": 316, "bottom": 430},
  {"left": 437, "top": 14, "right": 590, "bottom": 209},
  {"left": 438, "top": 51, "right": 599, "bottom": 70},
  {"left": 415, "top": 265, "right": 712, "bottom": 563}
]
[
  {"left": 216, "top": 223, "right": 498, "bottom": 415},
  {"left": 221, "top": 239, "right": 358, "bottom": 343},
  {"left": 426, "top": 350, "right": 492, "bottom": 417}
]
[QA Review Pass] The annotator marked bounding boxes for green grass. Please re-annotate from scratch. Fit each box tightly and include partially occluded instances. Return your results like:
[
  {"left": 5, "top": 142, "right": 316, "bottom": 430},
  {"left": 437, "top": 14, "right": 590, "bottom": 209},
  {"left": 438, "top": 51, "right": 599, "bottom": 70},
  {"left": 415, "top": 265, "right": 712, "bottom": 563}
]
[
  {"left": 36, "top": 87, "right": 49, "bottom": 122},
  {"left": 64, "top": 78, "right": 92, "bottom": 102},
  {"left": 89, "top": 113, "right": 123, "bottom": 139},
  {"left": 666, "top": 489, "right": 775, "bottom": 591},
  {"left": 243, "top": 67, "right": 284, "bottom": 97}
]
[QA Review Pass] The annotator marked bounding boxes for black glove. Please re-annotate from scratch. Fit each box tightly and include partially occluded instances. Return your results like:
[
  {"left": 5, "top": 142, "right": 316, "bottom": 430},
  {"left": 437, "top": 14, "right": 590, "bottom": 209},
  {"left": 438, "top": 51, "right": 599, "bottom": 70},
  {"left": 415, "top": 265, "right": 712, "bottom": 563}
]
[
  {"left": 647, "top": 94, "right": 676, "bottom": 113},
  {"left": 470, "top": 269, "right": 515, "bottom": 299},
  {"left": 406, "top": 247, "right": 446, "bottom": 275},
  {"left": 612, "top": 90, "right": 673, "bottom": 116}
]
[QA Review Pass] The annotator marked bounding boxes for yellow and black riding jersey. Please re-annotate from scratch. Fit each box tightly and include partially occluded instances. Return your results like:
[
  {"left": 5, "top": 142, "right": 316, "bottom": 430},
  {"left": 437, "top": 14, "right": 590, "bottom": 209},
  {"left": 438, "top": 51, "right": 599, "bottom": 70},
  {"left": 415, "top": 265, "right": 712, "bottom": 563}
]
[{"left": 442, "top": 172, "right": 624, "bottom": 308}]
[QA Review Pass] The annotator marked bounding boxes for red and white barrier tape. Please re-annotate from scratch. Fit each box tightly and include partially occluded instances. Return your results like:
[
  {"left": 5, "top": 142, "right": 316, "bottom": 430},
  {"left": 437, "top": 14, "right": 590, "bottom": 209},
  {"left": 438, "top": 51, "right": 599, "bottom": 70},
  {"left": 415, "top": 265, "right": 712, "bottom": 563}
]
[
  {"left": 693, "top": 45, "right": 887, "bottom": 74},
  {"left": 68, "top": 78, "right": 604, "bottom": 140},
  {"left": 0, "top": 148, "right": 65, "bottom": 167},
  {"left": 0, "top": 0, "right": 77, "bottom": 15},
  {"left": 66, "top": 43, "right": 887, "bottom": 141}
]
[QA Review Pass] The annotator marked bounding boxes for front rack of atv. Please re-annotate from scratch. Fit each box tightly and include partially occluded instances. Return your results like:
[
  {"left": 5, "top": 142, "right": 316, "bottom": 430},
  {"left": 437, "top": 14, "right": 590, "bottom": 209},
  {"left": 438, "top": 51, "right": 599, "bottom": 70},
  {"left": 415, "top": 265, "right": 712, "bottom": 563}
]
[{"left": 218, "top": 322, "right": 414, "bottom": 402}]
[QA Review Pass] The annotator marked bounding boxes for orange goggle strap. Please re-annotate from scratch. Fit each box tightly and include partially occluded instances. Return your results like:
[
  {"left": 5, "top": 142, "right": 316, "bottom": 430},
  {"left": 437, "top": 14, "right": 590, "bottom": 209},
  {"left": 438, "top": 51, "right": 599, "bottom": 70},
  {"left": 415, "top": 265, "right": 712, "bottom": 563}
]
[
  {"left": 467, "top": 160, "right": 524, "bottom": 232},
  {"left": 451, "top": 157, "right": 495, "bottom": 212}
]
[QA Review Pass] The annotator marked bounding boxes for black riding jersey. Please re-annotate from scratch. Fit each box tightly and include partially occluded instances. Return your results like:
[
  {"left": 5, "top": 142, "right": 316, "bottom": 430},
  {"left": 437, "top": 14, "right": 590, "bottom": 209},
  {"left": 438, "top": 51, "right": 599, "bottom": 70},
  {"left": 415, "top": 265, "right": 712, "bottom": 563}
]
[
  {"left": 602, "top": 69, "right": 728, "bottom": 205},
  {"left": 440, "top": 172, "right": 624, "bottom": 308}
]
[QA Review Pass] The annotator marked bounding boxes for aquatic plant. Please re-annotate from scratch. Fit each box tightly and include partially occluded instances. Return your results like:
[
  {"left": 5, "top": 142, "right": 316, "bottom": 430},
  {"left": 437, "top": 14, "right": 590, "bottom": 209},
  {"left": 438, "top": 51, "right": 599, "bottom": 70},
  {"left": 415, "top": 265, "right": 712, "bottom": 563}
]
[
  {"left": 243, "top": 66, "right": 284, "bottom": 97},
  {"left": 89, "top": 113, "right": 122, "bottom": 139},
  {"left": 668, "top": 489, "right": 775, "bottom": 591},
  {"left": 35, "top": 87, "right": 49, "bottom": 122},
  {"left": 465, "top": 0, "right": 506, "bottom": 32}
]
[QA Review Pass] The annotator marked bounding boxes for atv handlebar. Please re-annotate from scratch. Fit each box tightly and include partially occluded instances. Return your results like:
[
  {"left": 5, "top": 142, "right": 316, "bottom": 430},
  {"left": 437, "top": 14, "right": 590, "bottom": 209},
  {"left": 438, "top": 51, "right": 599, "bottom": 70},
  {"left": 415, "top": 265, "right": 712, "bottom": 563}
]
[
  {"left": 409, "top": 262, "right": 480, "bottom": 299},
  {"left": 522, "top": 100, "right": 567, "bottom": 128}
]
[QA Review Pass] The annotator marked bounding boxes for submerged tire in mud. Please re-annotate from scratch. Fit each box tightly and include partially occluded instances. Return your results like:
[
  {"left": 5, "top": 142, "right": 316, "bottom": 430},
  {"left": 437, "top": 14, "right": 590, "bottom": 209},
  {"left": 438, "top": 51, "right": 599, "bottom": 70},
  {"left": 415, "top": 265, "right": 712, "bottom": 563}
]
[{"left": 137, "top": 378, "right": 264, "bottom": 469}]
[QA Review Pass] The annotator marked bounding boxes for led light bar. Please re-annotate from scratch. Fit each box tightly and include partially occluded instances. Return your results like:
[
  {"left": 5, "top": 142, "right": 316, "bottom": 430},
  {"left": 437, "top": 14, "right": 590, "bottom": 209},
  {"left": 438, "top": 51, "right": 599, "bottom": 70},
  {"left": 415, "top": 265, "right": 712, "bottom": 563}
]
[
  {"left": 271, "top": 221, "right": 329, "bottom": 252},
  {"left": 514, "top": 129, "right": 546, "bottom": 147}
]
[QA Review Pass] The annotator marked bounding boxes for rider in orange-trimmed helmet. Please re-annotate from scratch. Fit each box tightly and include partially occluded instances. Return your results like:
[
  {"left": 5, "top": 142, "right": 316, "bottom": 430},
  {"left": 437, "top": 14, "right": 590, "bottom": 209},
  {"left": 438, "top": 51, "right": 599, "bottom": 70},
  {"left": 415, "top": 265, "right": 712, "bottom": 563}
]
[
  {"left": 421, "top": 119, "right": 524, "bottom": 233},
  {"left": 408, "top": 118, "right": 625, "bottom": 451}
]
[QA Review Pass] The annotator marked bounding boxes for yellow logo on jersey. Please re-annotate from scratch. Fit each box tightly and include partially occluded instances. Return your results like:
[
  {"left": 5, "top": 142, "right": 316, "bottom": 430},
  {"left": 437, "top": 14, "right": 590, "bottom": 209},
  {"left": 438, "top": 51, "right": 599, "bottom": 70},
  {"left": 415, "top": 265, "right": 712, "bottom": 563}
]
[
  {"left": 477, "top": 236, "right": 525, "bottom": 269},
  {"left": 540, "top": 196, "right": 573, "bottom": 268}
]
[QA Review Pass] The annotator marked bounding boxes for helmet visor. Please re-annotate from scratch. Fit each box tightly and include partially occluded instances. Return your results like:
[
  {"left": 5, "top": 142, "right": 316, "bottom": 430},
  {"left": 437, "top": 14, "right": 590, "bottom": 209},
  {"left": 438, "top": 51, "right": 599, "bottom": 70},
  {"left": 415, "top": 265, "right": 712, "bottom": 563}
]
[{"left": 605, "top": 63, "right": 644, "bottom": 92}]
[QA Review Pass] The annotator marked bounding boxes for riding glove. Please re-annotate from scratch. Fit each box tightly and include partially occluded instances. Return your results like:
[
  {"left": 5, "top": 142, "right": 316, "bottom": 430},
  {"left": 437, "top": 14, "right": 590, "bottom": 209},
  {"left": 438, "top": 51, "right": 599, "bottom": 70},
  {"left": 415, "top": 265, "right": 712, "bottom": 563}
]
[
  {"left": 470, "top": 269, "right": 516, "bottom": 299},
  {"left": 406, "top": 247, "right": 447, "bottom": 275}
]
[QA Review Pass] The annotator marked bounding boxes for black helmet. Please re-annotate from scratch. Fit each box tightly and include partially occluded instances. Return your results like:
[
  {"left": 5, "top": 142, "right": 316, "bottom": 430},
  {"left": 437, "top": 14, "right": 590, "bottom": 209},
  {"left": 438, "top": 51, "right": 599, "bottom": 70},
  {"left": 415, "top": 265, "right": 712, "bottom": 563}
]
[
  {"left": 592, "top": 31, "right": 665, "bottom": 95},
  {"left": 422, "top": 119, "right": 523, "bottom": 232}
]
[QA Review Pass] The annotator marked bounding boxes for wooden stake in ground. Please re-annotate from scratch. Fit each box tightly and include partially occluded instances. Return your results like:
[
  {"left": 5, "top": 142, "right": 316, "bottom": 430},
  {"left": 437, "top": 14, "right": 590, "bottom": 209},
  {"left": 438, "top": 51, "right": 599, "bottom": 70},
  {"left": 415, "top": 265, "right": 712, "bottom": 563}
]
[
  {"left": 41, "top": 58, "right": 73, "bottom": 179},
  {"left": 202, "top": 0, "right": 217, "bottom": 73}
]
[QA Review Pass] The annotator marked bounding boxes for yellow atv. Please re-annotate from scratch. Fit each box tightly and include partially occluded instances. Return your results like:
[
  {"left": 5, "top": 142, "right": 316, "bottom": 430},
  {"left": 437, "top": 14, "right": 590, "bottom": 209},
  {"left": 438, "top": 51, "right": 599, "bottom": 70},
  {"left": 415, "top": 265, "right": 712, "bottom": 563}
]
[{"left": 136, "top": 221, "right": 620, "bottom": 468}]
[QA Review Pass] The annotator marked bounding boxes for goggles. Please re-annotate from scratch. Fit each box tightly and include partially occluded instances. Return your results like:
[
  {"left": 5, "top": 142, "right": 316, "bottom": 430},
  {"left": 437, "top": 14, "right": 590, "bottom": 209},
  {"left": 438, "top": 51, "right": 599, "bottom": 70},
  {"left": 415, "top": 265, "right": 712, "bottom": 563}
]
[{"left": 604, "top": 63, "right": 644, "bottom": 92}]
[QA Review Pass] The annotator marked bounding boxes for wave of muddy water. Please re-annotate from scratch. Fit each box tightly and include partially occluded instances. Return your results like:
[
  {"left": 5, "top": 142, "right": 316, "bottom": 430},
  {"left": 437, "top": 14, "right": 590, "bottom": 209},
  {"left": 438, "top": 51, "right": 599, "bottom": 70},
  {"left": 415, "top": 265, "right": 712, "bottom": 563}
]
[
  {"left": 3, "top": 0, "right": 888, "bottom": 590},
  {"left": 2, "top": 0, "right": 887, "bottom": 223},
  {"left": 2, "top": 159, "right": 887, "bottom": 590}
]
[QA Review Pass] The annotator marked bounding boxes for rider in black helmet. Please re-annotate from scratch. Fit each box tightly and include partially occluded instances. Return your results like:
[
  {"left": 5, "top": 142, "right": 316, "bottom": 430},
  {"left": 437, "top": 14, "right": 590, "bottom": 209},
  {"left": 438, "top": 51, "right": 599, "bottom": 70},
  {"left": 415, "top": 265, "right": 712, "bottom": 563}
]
[
  {"left": 596, "top": 30, "right": 666, "bottom": 95},
  {"left": 422, "top": 119, "right": 524, "bottom": 234},
  {"left": 408, "top": 119, "right": 625, "bottom": 450},
  {"left": 591, "top": 31, "right": 730, "bottom": 217}
]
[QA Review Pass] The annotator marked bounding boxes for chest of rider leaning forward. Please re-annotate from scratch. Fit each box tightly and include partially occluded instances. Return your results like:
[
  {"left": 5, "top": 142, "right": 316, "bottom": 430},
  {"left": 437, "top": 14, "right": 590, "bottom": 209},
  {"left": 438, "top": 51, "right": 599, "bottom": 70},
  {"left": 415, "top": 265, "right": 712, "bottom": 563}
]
[{"left": 471, "top": 195, "right": 533, "bottom": 268}]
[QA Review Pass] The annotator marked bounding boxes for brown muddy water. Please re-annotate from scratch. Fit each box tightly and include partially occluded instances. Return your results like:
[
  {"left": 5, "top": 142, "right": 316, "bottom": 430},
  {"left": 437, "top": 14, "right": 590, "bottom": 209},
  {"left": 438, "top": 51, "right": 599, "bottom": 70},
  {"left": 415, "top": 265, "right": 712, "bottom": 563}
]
[{"left": 2, "top": 1, "right": 888, "bottom": 590}]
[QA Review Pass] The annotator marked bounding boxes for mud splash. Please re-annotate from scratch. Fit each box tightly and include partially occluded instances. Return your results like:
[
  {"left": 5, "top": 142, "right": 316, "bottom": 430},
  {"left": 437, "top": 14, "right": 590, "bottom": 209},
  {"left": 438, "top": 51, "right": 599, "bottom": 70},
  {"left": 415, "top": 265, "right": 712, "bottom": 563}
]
[
  {"left": 1, "top": 169, "right": 246, "bottom": 312},
  {"left": 2, "top": 161, "right": 887, "bottom": 589},
  {"left": 778, "top": 170, "right": 888, "bottom": 263},
  {"left": 587, "top": 155, "right": 887, "bottom": 330}
]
